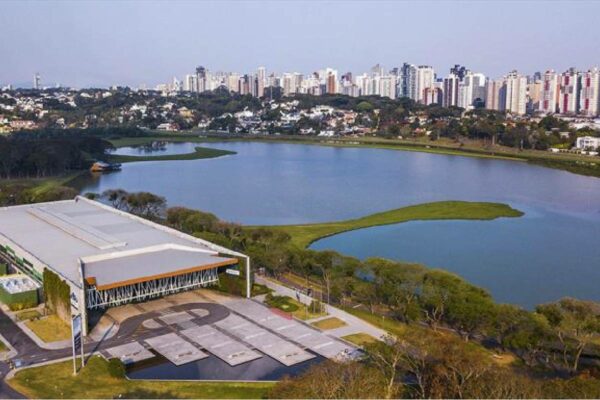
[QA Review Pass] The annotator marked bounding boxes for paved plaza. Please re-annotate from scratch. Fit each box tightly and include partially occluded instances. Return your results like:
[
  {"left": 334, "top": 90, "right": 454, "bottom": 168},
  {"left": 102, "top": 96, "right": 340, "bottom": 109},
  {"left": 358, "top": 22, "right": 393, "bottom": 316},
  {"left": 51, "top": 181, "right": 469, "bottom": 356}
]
[
  {"left": 145, "top": 333, "right": 209, "bottom": 365},
  {"left": 181, "top": 324, "right": 263, "bottom": 366}
]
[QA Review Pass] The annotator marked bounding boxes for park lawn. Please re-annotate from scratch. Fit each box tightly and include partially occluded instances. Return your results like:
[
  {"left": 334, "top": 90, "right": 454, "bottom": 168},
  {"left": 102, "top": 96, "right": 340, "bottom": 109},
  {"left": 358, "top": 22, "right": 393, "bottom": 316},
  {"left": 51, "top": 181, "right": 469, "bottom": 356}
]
[
  {"left": 265, "top": 201, "right": 524, "bottom": 248},
  {"left": 0, "top": 338, "right": 7, "bottom": 352},
  {"left": 311, "top": 317, "right": 347, "bottom": 330},
  {"left": 107, "top": 146, "right": 235, "bottom": 163},
  {"left": 265, "top": 293, "right": 327, "bottom": 320},
  {"left": 25, "top": 314, "right": 71, "bottom": 343},
  {"left": 8, "top": 356, "right": 275, "bottom": 399},
  {"left": 342, "top": 332, "right": 378, "bottom": 346},
  {"left": 292, "top": 303, "right": 327, "bottom": 321}
]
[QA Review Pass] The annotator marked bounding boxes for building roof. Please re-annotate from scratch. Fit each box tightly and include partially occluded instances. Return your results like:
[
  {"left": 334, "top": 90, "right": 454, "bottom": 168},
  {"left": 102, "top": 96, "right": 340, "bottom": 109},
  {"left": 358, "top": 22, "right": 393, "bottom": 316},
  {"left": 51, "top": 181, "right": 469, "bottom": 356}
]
[{"left": 0, "top": 197, "right": 244, "bottom": 288}]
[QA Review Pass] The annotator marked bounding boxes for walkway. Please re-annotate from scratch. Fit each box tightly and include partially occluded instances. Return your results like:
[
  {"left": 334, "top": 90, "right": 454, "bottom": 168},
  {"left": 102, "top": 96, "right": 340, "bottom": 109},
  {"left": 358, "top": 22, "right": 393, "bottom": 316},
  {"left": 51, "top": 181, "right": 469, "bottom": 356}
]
[{"left": 255, "top": 276, "right": 387, "bottom": 342}]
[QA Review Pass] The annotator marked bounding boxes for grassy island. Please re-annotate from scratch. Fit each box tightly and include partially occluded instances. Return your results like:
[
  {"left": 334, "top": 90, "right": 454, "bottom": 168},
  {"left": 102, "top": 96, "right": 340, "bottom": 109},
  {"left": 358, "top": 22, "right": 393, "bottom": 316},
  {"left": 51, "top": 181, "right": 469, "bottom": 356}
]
[
  {"left": 266, "top": 201, "right": 523, "bottom": 248},
  {"left": 8, "top": 356, "right": 274, "bottom": 399},
  {"left": 107, "top": 146, "right": 235, "bottom": 163}
]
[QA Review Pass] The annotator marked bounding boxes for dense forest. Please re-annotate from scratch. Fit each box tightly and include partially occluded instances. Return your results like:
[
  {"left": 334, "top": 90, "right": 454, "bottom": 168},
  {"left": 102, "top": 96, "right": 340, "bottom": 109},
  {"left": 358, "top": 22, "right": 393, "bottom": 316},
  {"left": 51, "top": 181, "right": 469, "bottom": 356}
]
[{"left": 94, "top": 189, "right": 600, "bottom": 399}]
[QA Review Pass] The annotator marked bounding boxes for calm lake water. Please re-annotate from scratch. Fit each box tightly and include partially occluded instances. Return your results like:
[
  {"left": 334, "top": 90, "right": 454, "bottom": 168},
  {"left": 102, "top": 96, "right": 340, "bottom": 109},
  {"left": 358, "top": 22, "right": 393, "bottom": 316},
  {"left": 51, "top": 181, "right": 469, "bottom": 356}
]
[{"left": 75, "top": 141, "right": 600, "bottom": 308}]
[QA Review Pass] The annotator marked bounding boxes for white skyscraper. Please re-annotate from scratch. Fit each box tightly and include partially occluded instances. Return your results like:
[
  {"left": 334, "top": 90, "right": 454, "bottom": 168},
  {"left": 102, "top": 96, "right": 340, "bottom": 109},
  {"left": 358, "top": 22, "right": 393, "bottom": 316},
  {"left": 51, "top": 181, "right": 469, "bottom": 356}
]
[
  {"left": 504, "top": 71, "right": 528, "bottom": 115},
  {"left": 416, "top": 65, "right": 435, "bottom": 104},
  {"left": 558, "top": 68, "right": 580, "bottom": 114},
  {"left": 579, "top": 68, "right": 600, "bottom": 117},
  {"left": 33, "top": 73, "right": 41, "bottom": 90},
  {"left": 486, "top": 79, "right": 506, "bottom": 111},
  {"left": 539, "top": 70, "right": 558, "bottom": 114},
  {"left": 458, "top": 72, "right": 486, "bottom": 110},
  {"left": 379, "top": 75, "right": 396, "bottom": 99},
  {"left": 443, "top": 73, "right": 460, "bottom": 107},
  {"left": 257, "top": 67, "right": 266, "bottom": 98}
]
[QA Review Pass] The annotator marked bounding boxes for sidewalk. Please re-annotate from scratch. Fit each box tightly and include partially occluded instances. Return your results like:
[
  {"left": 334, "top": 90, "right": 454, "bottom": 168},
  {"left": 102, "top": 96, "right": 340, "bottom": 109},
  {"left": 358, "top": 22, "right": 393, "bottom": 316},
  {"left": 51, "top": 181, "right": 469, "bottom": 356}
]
[{"left": 255, "top": 276, "right": 387, "bottom": 342}]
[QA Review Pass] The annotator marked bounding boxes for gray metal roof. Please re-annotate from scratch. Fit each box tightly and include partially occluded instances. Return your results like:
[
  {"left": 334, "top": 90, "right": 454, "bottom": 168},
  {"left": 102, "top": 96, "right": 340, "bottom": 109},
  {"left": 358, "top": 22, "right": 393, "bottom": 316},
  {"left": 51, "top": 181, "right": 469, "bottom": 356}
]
[
  {"left": 0, "top": 197, "right": 244, "bottom": 288},
  {"left": 83, "top": 244, "right": 237, "bottom": 289}
]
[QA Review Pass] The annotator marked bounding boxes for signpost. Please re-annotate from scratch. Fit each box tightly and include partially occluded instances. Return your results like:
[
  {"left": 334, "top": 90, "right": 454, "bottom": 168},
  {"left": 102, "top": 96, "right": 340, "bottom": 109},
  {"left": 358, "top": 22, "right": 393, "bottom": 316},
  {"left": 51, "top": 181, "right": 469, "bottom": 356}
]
[
  {"left": 71, "top": 314, "right": 83, "bottom": 374},
  {"left": 70, "top": 291, "right": 85, "bottom": 374}
]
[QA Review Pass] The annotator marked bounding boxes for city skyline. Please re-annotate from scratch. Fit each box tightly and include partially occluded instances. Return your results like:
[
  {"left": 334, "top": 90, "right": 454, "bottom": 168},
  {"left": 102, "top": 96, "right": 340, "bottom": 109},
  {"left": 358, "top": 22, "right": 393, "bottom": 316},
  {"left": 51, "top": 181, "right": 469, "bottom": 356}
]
[{"left": 2, "top": 0, "right": 600, "bottom": 88}]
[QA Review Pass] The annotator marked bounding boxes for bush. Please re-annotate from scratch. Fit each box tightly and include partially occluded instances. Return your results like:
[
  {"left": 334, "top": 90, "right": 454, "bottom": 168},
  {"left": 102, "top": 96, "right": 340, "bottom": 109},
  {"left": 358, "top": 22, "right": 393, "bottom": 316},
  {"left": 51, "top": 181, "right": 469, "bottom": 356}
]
[
  {"left": 216, "top": 273, "right": 244, "bottom": 296},
  {"left": 107, "top": 358, "right": 126, "bottom": 378},
  {"left": 265, "top": 294, "right": 299, "bottom": 312},
  {"left": 252, "top": 283, "right": 272, "bottom": 296},
  {"left": 8, "top": 302, "right": 38, "bottom": 311}
]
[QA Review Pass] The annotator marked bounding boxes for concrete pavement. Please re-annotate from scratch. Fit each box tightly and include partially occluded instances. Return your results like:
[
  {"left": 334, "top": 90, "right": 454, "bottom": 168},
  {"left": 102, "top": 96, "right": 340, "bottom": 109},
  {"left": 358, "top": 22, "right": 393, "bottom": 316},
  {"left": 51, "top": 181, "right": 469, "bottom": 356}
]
[{"left": 255, "top": 275, "right": 387, "bottom": 342}]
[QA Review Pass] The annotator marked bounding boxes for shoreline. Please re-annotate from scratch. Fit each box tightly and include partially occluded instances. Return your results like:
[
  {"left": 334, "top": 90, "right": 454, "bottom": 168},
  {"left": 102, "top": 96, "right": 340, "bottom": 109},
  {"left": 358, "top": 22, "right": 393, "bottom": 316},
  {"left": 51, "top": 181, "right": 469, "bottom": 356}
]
[
  {"left": 108, "top": 133, "right": 600, "bottom": 177},
  {"left": 255, "top": 201, "right": 524, "bottom": 249}
]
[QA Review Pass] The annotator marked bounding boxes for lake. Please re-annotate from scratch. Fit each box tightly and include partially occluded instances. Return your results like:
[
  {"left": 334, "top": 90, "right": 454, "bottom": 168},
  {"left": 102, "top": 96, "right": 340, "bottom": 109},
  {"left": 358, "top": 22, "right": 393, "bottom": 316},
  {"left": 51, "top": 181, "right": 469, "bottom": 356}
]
[{"left": 74, "top": 141, "right": 600, "bottom": 308}]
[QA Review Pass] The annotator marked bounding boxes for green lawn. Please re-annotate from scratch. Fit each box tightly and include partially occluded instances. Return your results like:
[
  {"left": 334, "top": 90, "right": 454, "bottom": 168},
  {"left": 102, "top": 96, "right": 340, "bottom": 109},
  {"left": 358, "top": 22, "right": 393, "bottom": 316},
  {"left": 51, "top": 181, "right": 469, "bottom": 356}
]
[
  {"left": 264, "top": 292, "right": 327, "bottom": 320},
  {"left": 107, "top": 146, "right": 235, "bottom": 163},
  {"left": 311, "top": 317, "right": 347, "bottom": 330},
  {"left": 342, "top": 332, "right": 378, "bottom": 346},
  {"left": 8, "top": 356, "right": 274, "bottom": 399},
  {"left": 25, "top": 315, "right": 71, "bottom": 343},
  {"left": 0, "top": 339, "right": 7, "bottom": 352},
  {"left": 264, "top": 201, "right": 524, "bottom": 248}
]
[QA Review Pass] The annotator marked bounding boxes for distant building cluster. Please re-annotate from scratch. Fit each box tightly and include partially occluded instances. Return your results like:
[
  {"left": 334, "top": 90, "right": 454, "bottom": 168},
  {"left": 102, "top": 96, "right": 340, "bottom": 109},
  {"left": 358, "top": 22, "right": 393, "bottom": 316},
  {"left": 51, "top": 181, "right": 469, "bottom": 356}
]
[{"left": 155, "top": 64, "right": 600, "bottom": 117}]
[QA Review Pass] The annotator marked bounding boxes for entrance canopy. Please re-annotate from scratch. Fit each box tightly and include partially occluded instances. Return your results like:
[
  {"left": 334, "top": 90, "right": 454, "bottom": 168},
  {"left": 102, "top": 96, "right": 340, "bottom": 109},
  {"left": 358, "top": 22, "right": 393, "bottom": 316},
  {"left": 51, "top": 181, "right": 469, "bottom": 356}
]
[{"left": 82, "top": 244, "right": 238, "bottom": 290}]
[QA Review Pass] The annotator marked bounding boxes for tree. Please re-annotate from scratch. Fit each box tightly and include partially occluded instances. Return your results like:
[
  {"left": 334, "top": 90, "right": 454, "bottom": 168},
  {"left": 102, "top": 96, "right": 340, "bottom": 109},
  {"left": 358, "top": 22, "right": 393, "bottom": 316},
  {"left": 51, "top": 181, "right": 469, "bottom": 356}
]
[
  {"left": 365, "top": 336, "right": 408, "bottom": 399},
  {"left": 537, "top": 298, "right": 600, "bottom": 373},
  {"left": 270, "top": 360, "right": 386, "bottom": 399}
]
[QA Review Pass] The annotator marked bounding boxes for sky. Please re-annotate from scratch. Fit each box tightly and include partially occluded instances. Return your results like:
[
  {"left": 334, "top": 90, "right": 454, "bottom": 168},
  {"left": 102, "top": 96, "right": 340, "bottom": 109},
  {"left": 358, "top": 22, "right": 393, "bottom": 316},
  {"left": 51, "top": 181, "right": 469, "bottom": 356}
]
[{"left": 1, "top": 0, "right": 599, "bottom": 88}]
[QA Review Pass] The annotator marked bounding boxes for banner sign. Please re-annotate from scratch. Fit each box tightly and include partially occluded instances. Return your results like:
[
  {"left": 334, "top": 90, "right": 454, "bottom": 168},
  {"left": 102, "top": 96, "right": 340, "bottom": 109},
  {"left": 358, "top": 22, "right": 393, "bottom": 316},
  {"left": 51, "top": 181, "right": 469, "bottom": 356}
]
[
  {"left": 72, "top": 314, "right": 82, "bottom": 354},
  {"left": 226, "top": 268, "right": 240, "bottom": 276}
]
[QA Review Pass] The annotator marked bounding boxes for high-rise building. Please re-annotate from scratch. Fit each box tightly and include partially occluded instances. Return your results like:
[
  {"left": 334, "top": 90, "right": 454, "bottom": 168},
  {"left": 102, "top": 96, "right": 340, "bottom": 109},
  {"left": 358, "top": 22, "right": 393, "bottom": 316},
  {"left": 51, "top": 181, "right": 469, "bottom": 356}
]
[
  {"left": 423, "top": 85, "right": 443, "bottom": 106},
  {"left": 257, "top": 67, "right": 266, "bottom": 98},
  {"left": 504, "top": 71, "right": 528, "bottom": 115},
  {"left": 443, "top": 73, "right": 460, "bottom": 107},
  {"left": 399, "top": 63, "right": 417, "bottom": 100},
  {"left": 458, "top": 72, "right": 486, "bottom": 110},
  {"left": 527, "top": 80, "right": 542, "bottom": 113},
  {"left": 371, "top": 64, "right": 384, "bottom": 77},
  {"left": 379, "top": 75, "right": 397, "bottom": 99},
  {"left": 450, "top": 64, "right": 468, "bottom": 81},
  {"left": 485, "top": 79, "right": 506, "bottom": 111},
  {"left": 558, "top": 68, "right": 580, "bottom": 114},
  {"left": 416, "top": 65, "right": 435, "bottom": 103},
  {"left": 539, "top": 70, "right": 558, "bottom": 114},
  {"left": 326, "top": 71, "right": 338, "bottom": 94},
  {"left": 183, "top": 74, "right": 198, "bottom": 92},
  {"left": 196, "top": 66, "right": 208, "bottom": 92},
  {"left": 33, "top": 73, "right": 41, "bottom": 90},
  {"left": 579, "top": 67, "right": 600, "bottom": 117}
]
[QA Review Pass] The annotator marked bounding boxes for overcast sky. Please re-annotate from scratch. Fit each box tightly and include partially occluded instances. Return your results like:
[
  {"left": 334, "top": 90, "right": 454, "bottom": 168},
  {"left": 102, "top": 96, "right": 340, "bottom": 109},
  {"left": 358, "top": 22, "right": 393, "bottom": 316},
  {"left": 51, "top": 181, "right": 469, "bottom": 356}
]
[{"left": 1, "top": 0, "right": 599, "bottom": 88}]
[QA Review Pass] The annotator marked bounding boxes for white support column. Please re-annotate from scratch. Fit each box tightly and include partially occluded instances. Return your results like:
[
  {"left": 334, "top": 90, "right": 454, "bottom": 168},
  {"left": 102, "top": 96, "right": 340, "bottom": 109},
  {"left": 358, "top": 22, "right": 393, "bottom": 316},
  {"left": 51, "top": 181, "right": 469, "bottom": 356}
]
[{"left": 246, "top": 256, "right": 251, "bottom": 298}]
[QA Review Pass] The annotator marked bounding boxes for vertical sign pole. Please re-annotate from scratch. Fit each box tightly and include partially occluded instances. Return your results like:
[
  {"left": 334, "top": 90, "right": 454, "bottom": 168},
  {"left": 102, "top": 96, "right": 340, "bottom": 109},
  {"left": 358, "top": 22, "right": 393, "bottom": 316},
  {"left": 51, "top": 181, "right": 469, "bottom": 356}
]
[
  {"left": 81, "top": 320, "right": 85, "bottom": 368},
  {"left": 71, "top": 315, "right": 77, "bottom": 375}
]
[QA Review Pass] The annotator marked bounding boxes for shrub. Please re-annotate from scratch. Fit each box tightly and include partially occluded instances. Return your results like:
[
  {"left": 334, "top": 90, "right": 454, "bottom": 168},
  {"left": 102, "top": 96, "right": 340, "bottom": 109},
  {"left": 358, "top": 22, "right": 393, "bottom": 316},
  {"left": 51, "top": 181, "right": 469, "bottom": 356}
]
[
  {"left": 107, "top": 358, "right": 126, "bottom": 378},
  {"left": 265, "top": 294, "right": 299, "bottom": 312},
  {"left": 8, "top": 302, "right": 38, "bottom": 311}
]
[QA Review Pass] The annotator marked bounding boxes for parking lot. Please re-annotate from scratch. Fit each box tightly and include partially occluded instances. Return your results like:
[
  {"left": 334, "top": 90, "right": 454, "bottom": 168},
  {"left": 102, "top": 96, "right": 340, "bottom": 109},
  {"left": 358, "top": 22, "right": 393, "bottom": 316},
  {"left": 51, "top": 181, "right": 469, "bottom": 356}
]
[{"left": 103, "top": 296, "right": 357, "bottom": 374}]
